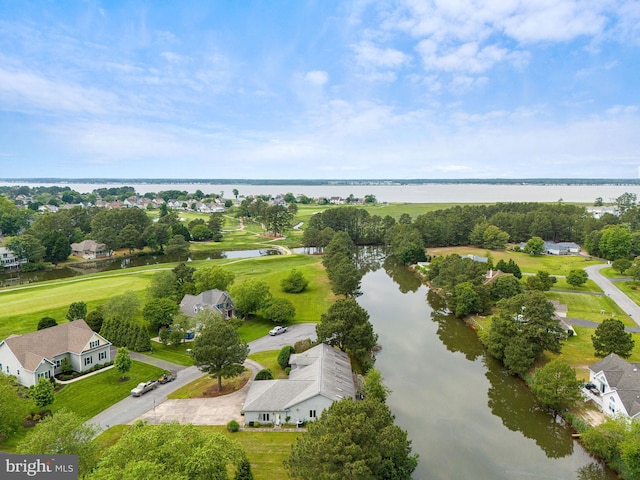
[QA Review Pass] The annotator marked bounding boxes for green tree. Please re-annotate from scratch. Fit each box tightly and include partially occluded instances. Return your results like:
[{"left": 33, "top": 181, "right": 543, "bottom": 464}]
[
  {"left": 530, "top": 360, "right": 582, "bottom": 414},
  {"left": 277, "top": 345, "right": 296, "bottom": 369},
  {"left": 316, "top": 298, "right": 378, "bottom": 367},
  {"left": 5, "top": 233, "right": 45, "bottom": 263},
  {"left": 192, "top": 320, "right": 249, "bottom": 392},
  {"left": 0, "top": 375, "right": 27, "bottom": 440},
  {"left": 591, "top": 318, "right": 635, "bottom": 358},
  {"left": 208, "top": 212, "right": 225, "bottom": 241},
  {"left": 0, "top": 194, "right": 33, "bottom": 235},
  {"left": 66, "top": 301, "right": 87, "bottom": 321},
  {"left": 327, "top": 255, "right": 362, "bottom": 297},
  {"left": 87, "top": 421, "right": 245, "bottom": 480},
  {"left": 525, "top": 270, "right": 557, "bottom": 291},
  {"left": 143, "top": 298, "right": 179, "bottom": 331},
  {"left": 191, "top": 223, "right": 213, "bottom": 241},
  {"left": 102, "top": 291, "right": 141, "bottom": 323},
  {"left": 263, "top": 297, "right": 296, "bottom": 324},
  {"left": 621, "top": 422, "right": 640, "bottom": 478},
  {"left": 18, "top": 409, "right": 99, "bottom": 477},
  {"left": 234, "top": 457, "right": 254, "bottom": 480},
  {"left": 524, "top": 236, "right": 545, "bottom": 255},
  {"left": 28, "top": 377, "right": 54, "bottom": 408},
  {"left": 599, "top": 225, "right": 632, "bottom": 260},
  {"left": 281, "top": 269, "right": 309, "bottom": 293},
  {"left": 41, "top": 230, "right": 71, "bottom": 264},
  {"left": 285, "top": 399, "right": 418, "bottom": 479},
  {"left": 489, "top": 274, "right": 523, "bottom": 301},
  {"left": 37, "top": 316, "right": 58, "bottom": 330},
  {"left": 194, "top": 265, "right": 235, "bottom": 293},
  {"left": 362, "top": 367, "right": 391, "bottom": 403},
  {"left": 255, "top": 369, "right": 274, "bottom": 380},
  {"left": 581, "top": 417, "right": 628, "bottom": 460},
  {"left": 118, "top": 223, "right": 141, "bottom": 253},
  {"left": 147, "top": 270, "right": 179, "bottom": 300},
  {"left": 566, "top": 269, "right": 589, "bottom": 288},
  {"left": 86, "top": 309, "right": 104, "bottom": 332},
  {"left": 114, "top": 347, "right": 132, "bottom": 380},
  {"left": 611, "top": 258, "right": 632, "bottom": 275},
  {"left": 230, "top": 280, "right": 272, "bottom": 318},
  {"left": 453, "top": 282, "right": 481, "bottom": 318},
  {"left": 165, "top": 234, "right": 190, "bottom": 257}
]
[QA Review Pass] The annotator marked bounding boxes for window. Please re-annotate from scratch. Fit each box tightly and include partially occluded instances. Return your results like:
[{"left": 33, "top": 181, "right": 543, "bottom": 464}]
[
  {"left": 55, "top": 359, "right": 61, "bottom": 368},
  {"left": 309, "top": 410, "right": 317, "bottom": 418},
  {"left": 37, "top": 371, "right": 50, "bottom": 379},
  {"left": 5, "top": 365, "right": 9, "bottom": 374},
  {"left": 17, "top": 369, "right": 20, "bottom": 375},
  {"left": 261, "top": 413, "right": 270, "bottom": 422},
  {"left": 98, "top": 351, "right": 107, "bottom": 361},
  {"left": 84, "top": 356, "right": 93, "bottom": 366},
  {"left": 609, "top": 397, "right": 616, "bottom": 414},
  {"left": 90, "top": 340, "right": 99, "bottom": 348}
]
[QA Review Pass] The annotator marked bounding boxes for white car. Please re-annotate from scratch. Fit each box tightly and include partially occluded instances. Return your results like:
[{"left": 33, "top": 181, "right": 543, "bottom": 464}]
[{"left": 269, "top": 326, "right": 288, "bottom": 336}]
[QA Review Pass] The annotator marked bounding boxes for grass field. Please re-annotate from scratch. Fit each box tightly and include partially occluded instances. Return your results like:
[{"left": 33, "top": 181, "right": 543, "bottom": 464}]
[
  {"left": 167, "top": 369, "right": 251, "bottom": 399},
  {"left": 145, "top": 341, "right": 194, "bottom": 366},
  {"left": 93, "top": 424, "right": 299, "bottom": 480},
  {"left": 427, "top": 246, "right": 602, "bottom": 276},
  {"left": 546, "top": 292, "right": 634, "bottom": 326},
  {"left": 248, "top": 350, "right": 288, "bottom": 379}
]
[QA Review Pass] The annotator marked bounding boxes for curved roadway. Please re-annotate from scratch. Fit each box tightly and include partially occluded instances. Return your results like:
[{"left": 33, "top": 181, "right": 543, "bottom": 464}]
[{"left": 585, "top": 264, "right": 640, "bottom": 327}]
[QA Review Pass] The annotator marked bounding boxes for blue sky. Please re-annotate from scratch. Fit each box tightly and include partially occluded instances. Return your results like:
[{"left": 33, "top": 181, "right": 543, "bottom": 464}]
[{"left": 0, "top": 1, "right": 639, "bottom": 179}]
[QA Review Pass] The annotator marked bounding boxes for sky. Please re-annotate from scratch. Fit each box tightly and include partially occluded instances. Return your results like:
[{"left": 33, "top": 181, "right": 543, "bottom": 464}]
[{"left": 0, "top": 0, "right": 639, "bottom": 180}]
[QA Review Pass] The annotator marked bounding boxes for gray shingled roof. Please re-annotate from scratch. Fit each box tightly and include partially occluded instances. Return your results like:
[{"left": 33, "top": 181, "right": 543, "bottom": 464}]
[
  {"left": 243, "top": 343, "right": 355, "bottom": 412},
  {"left": 2, "top": 320, "right": 103, "bottom": 371},
  {"left": 71, "top": 239, "right": 106, "bottom": 253},
  {"left": 179, "top": 289, "right": 232, "bottom": 317},
  {"left": 590, "top": 353, "right": 640, "bottom": 417}
]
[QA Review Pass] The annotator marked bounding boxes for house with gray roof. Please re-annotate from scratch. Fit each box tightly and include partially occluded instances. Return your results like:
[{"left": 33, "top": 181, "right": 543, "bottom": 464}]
[
  {"left": 587, "top": 353, "right": 640, "bottom": 419},
  {"left": 0, "top": 320, "right": 111, "bottom": 387},
  {"left": 71, "top": 239, "right": 110, "bottom": 259},
  {"left": 179, "top": 289, "right": 235, "bottom": 319},
  {"left": 242, "top": 343, "right": 356, "bottom": 426}
]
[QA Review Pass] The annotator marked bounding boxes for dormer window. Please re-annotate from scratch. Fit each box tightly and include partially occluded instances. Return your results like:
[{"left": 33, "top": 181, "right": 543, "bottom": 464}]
[{"left": 90, "top": 340, "right": 99, "bottom": 348}]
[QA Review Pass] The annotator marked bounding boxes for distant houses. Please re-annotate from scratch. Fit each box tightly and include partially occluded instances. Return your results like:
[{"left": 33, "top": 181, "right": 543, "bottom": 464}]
[
  {"left": 0, "top": 246, "right": 27, "bottom": 270},
  {"left": 518, "top": 241, "right": 581, "bottom": 255}
]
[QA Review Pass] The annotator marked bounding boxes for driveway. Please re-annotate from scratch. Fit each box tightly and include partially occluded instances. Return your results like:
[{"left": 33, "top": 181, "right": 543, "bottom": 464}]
[
  {"left": 585, "top": 264, "right": 640, "bottom": 327},
  {"left": 248, "top": 323, "right": 317, "bottom": 353}
]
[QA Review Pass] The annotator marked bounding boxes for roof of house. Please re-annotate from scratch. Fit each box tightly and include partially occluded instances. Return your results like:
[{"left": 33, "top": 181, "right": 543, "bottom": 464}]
[
  {"left": 179, "top": 289, "right": 233, "bottom": 317},
  {"left": 1, "top": 320, "right": 106, "bottom": 371},
  {"left": 590, "top": 353, "right": 640, "bottom": 417},
  {"left": 71, "top": 239, "right": 106, "bottom": 252},
  {"left": 243, "top": 343, "right": 355, "bottom": 412}
]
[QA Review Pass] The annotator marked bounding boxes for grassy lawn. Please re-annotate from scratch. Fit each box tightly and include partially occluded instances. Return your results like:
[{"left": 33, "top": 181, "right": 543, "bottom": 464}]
[
  {"left": 145, "top": 341, "right": 194, "bottom": 366},
  {"left": 167, "top": 369, "right": 250, "bottom": 399},
  {"left": 93, "top": 424, "right": 299, "bottom": 480},
  {"left": 427, "top": 246, "right": 602, "bottom": 276},
  {"left": 552, "top": 278, "right": 602, "bottom": 293},
  {"left": 613, "top": 281, "right": 640, "bottom": 308},
  {"left": 52, "top": 361, "right": 164, "bottom": 419},
  {"left": 248, "top": 350, "right": 288, "bottom": 379},
  {"left": 546, "top": 292, "right": 634, "bottom": 326}
]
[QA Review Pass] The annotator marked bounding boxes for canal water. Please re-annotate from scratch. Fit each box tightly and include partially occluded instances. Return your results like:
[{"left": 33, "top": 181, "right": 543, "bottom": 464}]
[{"left": 357, "top": 259, "right": 615, "bottom": 480}]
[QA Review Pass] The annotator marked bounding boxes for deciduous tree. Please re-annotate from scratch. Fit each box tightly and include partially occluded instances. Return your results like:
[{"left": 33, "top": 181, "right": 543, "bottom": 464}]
[
  {"left": 285, "top": 399, "right": 418, "bottom": 479},
  {"left": 37, "top": 316, "right": 58, "bottom": 330},
  {"left": 194, "top": 265, "right": 235, "bottom": 293},
  {"left": 281, "top": 269, "right": 309, "bottom": 293},
  {"left": 143, "top": 298, "right": 179, "bottom": 331},
  {"left": 114, "top": 347, "right": 132, "bottom": 380},
  {"left": 591, "top": 318, "right": 634, "bottom": 358},
  {"left": 66, "top": 301, "right": 87, "bottom": 321},
  {"left": 192, "top": 321, "right": 249, "bottom": 392},
  {"left": 524, "top": 236, "right": 545, "bottom": 255},
  {"left": 147, "top": 270, "right": 179, "bottom": 300},
  {"left": 230, "top": 280, "right": 271, "bottom": 318},
  {"left": 530, "top": 360, "right": 582, "bottom": 414},
  {"left": 263, "top": 297, "right": 296, "bottom": 324},
  {"left": 29, "top": 377, "right": 54, "bottom": 408},
  {"left": 0, "top": 375, "right": 27, "bottom": 440},
  {"left": 566, "top": 269, "right": 589, "bottom": 288}
]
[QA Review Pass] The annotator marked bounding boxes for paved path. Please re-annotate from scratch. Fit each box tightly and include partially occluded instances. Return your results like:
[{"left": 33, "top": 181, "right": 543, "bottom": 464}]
[
  {"left": 248, "top": 323, "right": 317, "bottom": 353},
  {"left": 564, "top": 317, "right": 640, "bottom": 333},
  {"left": 585, "top": 264, "right": 640, "bottom": 327}
]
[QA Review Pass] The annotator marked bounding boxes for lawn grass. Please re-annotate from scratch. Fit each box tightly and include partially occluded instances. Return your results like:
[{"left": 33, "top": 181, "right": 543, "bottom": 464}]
[
  {"left": 552, "top": 278, "right": 603, "bottom": 293},
  {"left": 248, "top": 350, "right": 288, "bottom": 379},
  {"left": 52, "top": 361, "right": 164, "bottom": 419},
  {"left": 166, "top": 369, "right": 250, "bottom": 399},
  {"left": 613, "top": 281, "right": 640, "bottom": 309},
  {"left": 546, "top": 292, "right": 634, "bottom": 326},
  {"left": 93, "top": 424, "right": 299, "bottom": 480},
  {"left": 144, "top": 341, "right": 194, "bottom": 366},
  {"left": 427, "top": 246, "right": 602, "bottom": 276}
]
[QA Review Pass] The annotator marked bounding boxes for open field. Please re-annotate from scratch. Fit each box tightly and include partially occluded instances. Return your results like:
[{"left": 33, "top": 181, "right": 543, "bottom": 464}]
[
  {"left": 94, "top": 424, "right": 299, "bottom": 480},
  {"left": 0, "top": 253, "right": 332, "bottom": 342},
  {"left": 546, "top": 292, "right": 634, "bottom": 326},
  {"left": 613, "top": 281, "right": 640, "bottom": 308},
  {"left": 427, "top": 246, "right": 601, "bottom": 276},
  {"left": 145, "top": 340, "right": 194, "bottom": 366}
]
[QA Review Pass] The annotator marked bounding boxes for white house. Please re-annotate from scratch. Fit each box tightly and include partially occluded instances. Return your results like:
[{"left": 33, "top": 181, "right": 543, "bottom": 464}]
[
  {"left": 179, "top": 289, "right": 235, "bottom": 319},
  {"left": 0, "top": 320, "right": 111, "bottom": 387},
  {"left": 586, "top": 206, "right": 619, "bottom": 219},
  {"left": 0, "top": 246, "right": 27, "bottom": 270},
  {"left": 242, "top": 343, "right": 356, "bottom": 426},
  {"left": 587, "top": 353, "right": 640, "bottom": 419},
  {"left": 70, "top": 239, "right": 110, "bottom": 260}
]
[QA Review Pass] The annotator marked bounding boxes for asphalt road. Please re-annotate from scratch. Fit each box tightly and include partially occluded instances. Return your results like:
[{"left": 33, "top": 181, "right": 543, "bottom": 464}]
[
  {"left": 585, "top": 263, "right": 640, "bottom": 327},
  {"left": 87, "top": 323, "right": 318, "bottom": 433}
]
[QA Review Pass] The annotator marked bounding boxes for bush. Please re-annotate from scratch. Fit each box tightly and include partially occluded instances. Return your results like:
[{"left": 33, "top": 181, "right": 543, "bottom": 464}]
[
  {"left": 281, "top": 269, "right": 309, "bottom": 293},
  {"left": 285, "top": 367, "right": 291, "bottom": 376},
  {"left": 227, "top": 420, "right": 240, "bottom": 433},
  {"left": 255, "top": 369, "right": 274, "bottom": 381},
  {"left": 277, "top": 345, "right": 295, "bottom": 369},
  {"left": 294, "top": 338, "right": 315, "bottom": 353},
  {"left": 37, "top": 317, "right": 58, "bottom": 330}
]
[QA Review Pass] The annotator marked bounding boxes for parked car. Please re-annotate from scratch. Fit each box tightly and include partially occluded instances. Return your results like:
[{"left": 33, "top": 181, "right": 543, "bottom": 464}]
[
  {"left": 158, "top": 371, "right": 177, "bottom": 384},
  {"left": 585, "top": 382, "right": 601, "bottom": 396},
  {"left": 269, "top": 326, "right": 288, "bottom": 336},
  {"left": 131, "top": 380, "right": 159, "bottom": 396}
]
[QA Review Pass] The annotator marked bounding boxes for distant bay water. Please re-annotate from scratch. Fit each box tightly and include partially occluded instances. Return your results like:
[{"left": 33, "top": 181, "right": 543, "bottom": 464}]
[{"left": 1, "top": 181, "right": 639, "bottom": 204}]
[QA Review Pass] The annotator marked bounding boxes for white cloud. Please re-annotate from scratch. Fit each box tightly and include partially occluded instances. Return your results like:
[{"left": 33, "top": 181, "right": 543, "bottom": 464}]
[
  {"left": 352, "top": 40, "right": 412, "bottom": 69},
  {"left": 305, "top": 70, "right": 329, "bottom": 86}
]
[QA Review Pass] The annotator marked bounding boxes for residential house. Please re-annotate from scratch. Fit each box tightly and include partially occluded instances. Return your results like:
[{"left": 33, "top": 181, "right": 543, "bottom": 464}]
[
  {"left": 587, "top": 353, "right": 640, "bottom": 419},
  {"left": 543, "top": 241, "right": 581, "bottom": 255},
  {"left": 242, "top": 343, "right": 356, "bottom": 426},
  {"left": 466, "top": 254, "right": 489, "bottom": 263},
  {"left": 179, "top": 289, "right": 235, "bottom": 318},
  {"left": 0, "top": 320, "right": 111, "bottom": 387},
  {"left": 38, "top": 204, "right": 59, "bottom": 213},
  {"left": 71, "top": 239, "right": 110, "bottom": 260},
  {"left": 586, "top": 206, "right": 619, "bottom": 219},
  {"left": 0, "top": 246, "right": 27, "bottom": 270}
]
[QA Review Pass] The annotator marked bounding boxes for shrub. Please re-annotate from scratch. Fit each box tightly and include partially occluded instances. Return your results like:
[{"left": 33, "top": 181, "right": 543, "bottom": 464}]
[
  {"left": 285, "top": 367, "right": 291, "bottom": 376},
  {"left": 281, "top": 269, "right": 309, "bottom": 293},
  {"left": 37, "top": 317, "right": 58, "bottom": 330},
  {"left": 227, "top": 420, "right": 240, "bottom": 433},
  {"left": 277, "top": 345, "right": 295, "bottom": 369},
  {"left": 255, "top": 369, "right": 274, "bottom": 381},
  {"left": 294, "top": 338, "right": 315, "bottom": 353}
]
